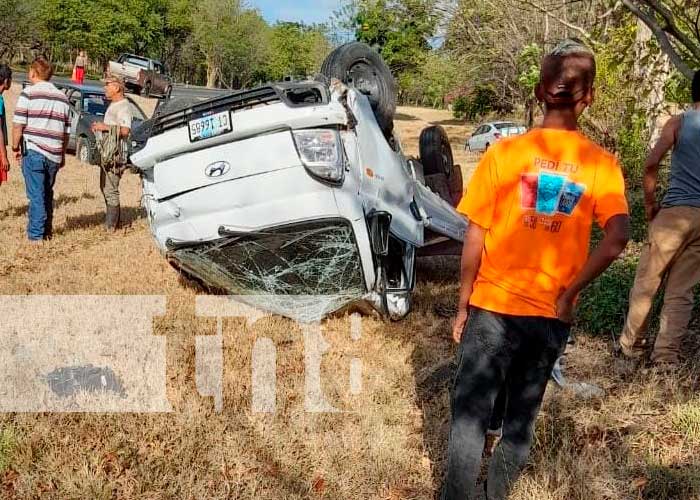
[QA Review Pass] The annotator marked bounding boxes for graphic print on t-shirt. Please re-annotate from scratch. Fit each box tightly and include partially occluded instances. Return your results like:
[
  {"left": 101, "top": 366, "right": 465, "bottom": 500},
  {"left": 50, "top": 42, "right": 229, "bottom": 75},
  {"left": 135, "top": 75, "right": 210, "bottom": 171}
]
[{"left": 520, "top": 171, "right": 586, "bottom": 217}]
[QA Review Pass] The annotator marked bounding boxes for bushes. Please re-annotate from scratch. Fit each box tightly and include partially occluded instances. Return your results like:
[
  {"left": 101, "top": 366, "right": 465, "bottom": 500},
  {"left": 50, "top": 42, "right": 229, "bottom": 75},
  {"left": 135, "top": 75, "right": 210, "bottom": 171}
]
[
  {"left": 575, "top": 251, "right": 642, "bottom": 336},
  {"left": 452, "top": 84, "right": 502, "bottom": 121},
  {"left": 577, "top": 191, "right": 700, "bottom": 337},
  {"left": 617, "top": 113, "right": 649, "bottom": 189}
]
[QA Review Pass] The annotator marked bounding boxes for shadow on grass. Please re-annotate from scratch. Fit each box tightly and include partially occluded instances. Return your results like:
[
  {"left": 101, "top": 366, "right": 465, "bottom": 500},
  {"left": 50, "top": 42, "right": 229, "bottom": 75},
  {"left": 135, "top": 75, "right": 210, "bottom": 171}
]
[
  {"left": 406, "top": 256, "right": 461, "bottom": 497},
  {"left": 0, "top": 193, "right": 96, "bottom": 220},
  {"left": 431, "top": 118, "right": 468, "bottom": 127},
  {"left": 395, "top": 113, "right": 419, "bottom": 121},
  {"left": 56, "top": 206, "right": 145, "bottom": 234}
]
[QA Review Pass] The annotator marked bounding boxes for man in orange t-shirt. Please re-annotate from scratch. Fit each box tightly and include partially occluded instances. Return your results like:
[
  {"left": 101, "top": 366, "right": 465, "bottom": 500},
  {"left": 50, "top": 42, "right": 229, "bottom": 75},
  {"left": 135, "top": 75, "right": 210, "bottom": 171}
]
[{"left": 442, "top": 40, "right": 630, "bottom": 500}]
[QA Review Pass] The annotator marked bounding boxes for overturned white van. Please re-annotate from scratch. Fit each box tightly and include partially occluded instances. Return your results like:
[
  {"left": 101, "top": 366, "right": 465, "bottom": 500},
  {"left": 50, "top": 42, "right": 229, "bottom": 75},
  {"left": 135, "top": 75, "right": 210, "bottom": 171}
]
[{"left": 130, "top": 43, "right": 468, "bottom": 321}]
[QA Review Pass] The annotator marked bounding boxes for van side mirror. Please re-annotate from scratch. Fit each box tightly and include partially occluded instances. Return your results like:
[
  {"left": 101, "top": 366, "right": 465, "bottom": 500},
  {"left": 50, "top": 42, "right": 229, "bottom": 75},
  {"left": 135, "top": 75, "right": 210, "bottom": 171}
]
[{"left": 368, "top": 211, "right": 391, "bottom": 256}]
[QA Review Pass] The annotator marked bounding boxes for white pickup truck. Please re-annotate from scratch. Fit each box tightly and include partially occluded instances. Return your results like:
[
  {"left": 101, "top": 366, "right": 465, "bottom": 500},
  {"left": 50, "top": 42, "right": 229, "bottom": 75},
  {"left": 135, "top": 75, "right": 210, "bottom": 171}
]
[
  {"left": 131, "top": 43, "right": 468, "bottom": 321},
  {"left": 108, "top": 54, "right": 172, "bottom": 98}
]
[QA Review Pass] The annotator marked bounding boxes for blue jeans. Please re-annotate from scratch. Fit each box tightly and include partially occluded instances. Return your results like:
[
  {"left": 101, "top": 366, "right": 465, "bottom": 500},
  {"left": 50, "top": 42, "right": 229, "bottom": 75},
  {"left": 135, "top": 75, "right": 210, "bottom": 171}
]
[
  {"left": 442, "top": 307, "right": 569, "bottom": 500},
  {"left": 22, "top": 149, "right": 60, "bottom": 240}
]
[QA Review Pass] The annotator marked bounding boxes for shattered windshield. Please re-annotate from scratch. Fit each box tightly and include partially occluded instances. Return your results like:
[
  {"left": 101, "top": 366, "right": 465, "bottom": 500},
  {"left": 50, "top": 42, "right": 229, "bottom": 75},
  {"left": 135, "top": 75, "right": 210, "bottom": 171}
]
[{"left": 169, "top": 219, "right": 366, "bottom": 322}]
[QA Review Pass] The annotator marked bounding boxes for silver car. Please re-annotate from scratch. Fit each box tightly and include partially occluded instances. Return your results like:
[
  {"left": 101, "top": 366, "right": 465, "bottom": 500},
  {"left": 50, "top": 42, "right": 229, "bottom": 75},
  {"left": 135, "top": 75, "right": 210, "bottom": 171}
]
[{"left": 466, "top": 121, "right": 527, "bottom": 152}]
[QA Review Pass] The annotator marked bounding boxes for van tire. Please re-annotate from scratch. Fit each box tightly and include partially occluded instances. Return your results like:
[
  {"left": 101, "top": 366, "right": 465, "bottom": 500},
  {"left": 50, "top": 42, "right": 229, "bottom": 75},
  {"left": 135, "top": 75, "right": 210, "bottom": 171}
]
[
  {"left": 420, "top": 125, "right": 453, "bottom": 178},
  {"left": 320, "top": 42, "right": 396, "bottom": 136}
]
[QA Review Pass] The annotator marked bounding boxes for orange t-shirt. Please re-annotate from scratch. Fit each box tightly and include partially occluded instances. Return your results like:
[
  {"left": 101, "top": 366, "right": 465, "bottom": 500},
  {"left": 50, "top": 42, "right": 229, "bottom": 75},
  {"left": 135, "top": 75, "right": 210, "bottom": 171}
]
[{"left": 456, "top": 128, "right": 628, "bottom": 318}]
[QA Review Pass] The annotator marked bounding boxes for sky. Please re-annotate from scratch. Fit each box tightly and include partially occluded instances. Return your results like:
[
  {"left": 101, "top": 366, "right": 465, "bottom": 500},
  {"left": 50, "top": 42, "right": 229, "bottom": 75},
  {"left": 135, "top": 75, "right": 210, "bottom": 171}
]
[{"left": 251, "top": 0, "right": 343, "bottom": 26}]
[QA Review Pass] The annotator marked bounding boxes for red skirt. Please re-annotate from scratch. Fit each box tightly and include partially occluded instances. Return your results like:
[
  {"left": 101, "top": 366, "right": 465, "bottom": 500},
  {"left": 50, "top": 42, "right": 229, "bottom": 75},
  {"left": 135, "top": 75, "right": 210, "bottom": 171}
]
[
  {"left": 0, "top": 168, "right": 7, "bottom": 185},
  {"left": 74, "top": 67, "right": 85, "bottom": 84}
]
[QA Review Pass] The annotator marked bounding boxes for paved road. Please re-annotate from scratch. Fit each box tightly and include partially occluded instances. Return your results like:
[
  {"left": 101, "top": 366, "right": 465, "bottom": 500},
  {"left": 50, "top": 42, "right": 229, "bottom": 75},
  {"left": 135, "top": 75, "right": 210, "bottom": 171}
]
[{"left": 13, "top": 72, "right": 231, "bottom": 100}]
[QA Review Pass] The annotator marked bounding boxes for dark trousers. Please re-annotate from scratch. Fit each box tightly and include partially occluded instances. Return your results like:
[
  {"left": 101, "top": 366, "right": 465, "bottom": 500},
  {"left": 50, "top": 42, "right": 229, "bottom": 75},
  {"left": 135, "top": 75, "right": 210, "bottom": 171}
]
[{"left": 442, "top": 307, "right": 569, "bottom": 500}]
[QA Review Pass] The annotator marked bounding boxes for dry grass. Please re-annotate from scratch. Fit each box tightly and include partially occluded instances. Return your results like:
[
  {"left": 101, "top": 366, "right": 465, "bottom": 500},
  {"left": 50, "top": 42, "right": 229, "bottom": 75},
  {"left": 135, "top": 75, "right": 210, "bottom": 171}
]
[{"left": 1, "top": 83, "right": 699, "bottom": 499}]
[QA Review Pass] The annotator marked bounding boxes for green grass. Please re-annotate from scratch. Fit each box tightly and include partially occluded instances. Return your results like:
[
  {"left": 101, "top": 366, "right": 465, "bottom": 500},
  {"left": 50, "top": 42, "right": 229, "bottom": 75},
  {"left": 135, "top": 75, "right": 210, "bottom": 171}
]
[
  {"left": 0, "top": 427, "right": 18, "bottom": 472},
  {"left": 672, "top": 399, "right": 700, "bottom": 443}
]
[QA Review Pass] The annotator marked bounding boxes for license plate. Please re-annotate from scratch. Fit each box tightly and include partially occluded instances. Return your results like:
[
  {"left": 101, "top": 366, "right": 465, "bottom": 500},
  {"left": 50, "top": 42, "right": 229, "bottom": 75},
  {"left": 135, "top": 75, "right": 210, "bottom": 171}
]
[{"left": 188, "top": 111, "right": 232, "bottom": 142}]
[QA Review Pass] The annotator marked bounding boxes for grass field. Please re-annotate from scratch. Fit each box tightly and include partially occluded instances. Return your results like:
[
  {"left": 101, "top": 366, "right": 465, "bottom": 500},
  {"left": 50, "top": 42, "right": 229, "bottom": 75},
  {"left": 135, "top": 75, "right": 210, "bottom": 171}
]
[{"left": 1, "top": 83, "right": 700, "bottom": 499}]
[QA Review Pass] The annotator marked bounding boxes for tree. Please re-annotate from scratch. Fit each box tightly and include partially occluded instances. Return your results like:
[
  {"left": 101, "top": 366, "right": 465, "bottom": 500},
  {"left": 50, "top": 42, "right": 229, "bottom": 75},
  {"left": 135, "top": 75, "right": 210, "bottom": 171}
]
[
  {"left": 621, "top": 0, "right": 700, "bottom": 80},
  {"left": 0, "top": 0, "right": 41, "bottom": 61},
  {"left": 192, "top": 0, "right": 270, "bottom": 88},
  {"left": 266, "top": 22, "right": 331, "bottom": 81},
  {"left": 41, "top": 0, "right": 168, "bottom": 67},
  {"left": 353, "top": 0, "right": 437, "bottom": 74},
  {"left": 162, "top": 0, "right": 195, "bottom": 81}
]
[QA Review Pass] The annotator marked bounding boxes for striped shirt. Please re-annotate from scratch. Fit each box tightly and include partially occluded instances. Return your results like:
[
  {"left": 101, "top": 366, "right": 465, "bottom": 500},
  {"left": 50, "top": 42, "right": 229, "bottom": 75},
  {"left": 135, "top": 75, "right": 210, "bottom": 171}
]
[{"left": 13, "top": 81, "right": 70, "bottom": 164}]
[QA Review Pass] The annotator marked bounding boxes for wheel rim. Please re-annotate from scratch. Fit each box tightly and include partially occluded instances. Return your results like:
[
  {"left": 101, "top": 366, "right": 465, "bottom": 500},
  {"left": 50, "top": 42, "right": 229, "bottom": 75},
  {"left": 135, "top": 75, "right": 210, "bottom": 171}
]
[
  {"left": 441, "top": 143, "right": 453, "bottom": 175},
  {"left": 347, "top": 60, "right": 381, "bottom": 109},
  {"left": 79, "top": 143, "right": 89, "bottom": 163}
]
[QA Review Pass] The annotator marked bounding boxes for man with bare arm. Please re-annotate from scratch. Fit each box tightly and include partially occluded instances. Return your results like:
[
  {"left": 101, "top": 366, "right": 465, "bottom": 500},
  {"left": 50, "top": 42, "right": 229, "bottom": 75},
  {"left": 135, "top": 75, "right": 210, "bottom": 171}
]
[{"left": 619, "top": 70, "right": 700, "bottom": 370}]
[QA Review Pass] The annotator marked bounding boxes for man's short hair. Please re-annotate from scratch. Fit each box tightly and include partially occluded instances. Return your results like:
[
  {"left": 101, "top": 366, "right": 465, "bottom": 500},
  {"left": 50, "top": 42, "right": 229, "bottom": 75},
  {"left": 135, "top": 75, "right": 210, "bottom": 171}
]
[
  {"left": 539, "top": 39, "right": 596, "bottom": 105},
  {"left": 0, "top": 64, "right": 11, "bottom": 85},
  {"left": 692, "top": 70, "right": 700, "bottom": 103},
  {"left": 30, "top": 56, "right": 53, "bottom": 81}
]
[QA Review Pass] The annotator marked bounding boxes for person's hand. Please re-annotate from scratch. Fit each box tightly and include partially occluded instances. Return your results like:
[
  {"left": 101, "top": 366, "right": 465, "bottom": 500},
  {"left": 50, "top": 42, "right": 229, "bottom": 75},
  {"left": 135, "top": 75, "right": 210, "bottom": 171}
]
[
  {"left": 452, "top": 308, "right": 469, "bottom": 344},
  {"left": 556, "top": 289, "right": 576, "bottom": 324},
  {"left": 13, "top": 149, "right": 22, "bottom": 166},
  {"left": 0, "top": 153, "right": 9, "bottom": 172},
  {"left": 644, "top": 201, "right": 660, "bottom": 222},
  {"left": 91, "top": 122, "right": 106, "bottom": 133}
]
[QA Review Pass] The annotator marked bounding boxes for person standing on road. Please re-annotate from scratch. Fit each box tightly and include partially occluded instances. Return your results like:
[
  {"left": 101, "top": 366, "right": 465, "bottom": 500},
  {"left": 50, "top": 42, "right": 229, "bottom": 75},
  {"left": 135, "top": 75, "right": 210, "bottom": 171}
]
[
  {"left": 73, "top": 50, "right": 87, "bottom": 85},
  {"left": 618, "top": 71, "right": 700, "bottom": 370},
  {"left": 12, "top": 57, "right": 70, "bottom": 241},
  {"left": 0, "top": 64, "right": 12, "bottom": 185},
  {"left": 442, "top": 39, "right": 630, "bottom": 500},
  {"left": 91, "top": 74, "right": 132, "bottom": 230}
]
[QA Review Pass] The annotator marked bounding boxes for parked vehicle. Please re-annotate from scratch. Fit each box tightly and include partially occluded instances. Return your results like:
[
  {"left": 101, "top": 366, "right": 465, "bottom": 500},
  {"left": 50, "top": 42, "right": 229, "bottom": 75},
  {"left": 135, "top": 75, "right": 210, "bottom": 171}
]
[
  {"left": 130, "top": 42, "right": 468, "bottom": 322},
  {"left": 56, "top": 83, "right": 148, "bottom": 164},
  {"left": 108, "top": 54, "right": 172, "bottom": 98},
  {"left": 466, "top": 121, "right": 527, "bottom": 152}
]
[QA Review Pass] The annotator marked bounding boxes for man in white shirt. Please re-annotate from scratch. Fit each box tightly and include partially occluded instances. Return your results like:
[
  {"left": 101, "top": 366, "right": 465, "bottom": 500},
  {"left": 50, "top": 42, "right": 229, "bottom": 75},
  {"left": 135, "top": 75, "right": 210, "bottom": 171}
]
[{"left": 91, "top": 74, "right": 133, "bottom": 230}]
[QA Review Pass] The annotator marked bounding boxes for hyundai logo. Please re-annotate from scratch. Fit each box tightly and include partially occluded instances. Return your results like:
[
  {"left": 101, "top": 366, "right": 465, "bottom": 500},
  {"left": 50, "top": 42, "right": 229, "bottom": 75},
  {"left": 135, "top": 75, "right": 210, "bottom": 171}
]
[{"left": 205, "top": 161, "right": 231, "bottom": 178}]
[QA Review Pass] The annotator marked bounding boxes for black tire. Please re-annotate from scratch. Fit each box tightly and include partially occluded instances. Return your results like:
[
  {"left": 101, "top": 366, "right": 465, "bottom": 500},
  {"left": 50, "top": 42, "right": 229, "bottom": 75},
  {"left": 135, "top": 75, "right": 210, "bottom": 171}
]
[
  {"left": 320, "top": 42, "right": 396, "bottom": 136},
  {"left": 419, "top": 125, "right": 454, "bottom": 178},
  {"left": 77, "top": 136, "right": 94, "bottom": 165}
]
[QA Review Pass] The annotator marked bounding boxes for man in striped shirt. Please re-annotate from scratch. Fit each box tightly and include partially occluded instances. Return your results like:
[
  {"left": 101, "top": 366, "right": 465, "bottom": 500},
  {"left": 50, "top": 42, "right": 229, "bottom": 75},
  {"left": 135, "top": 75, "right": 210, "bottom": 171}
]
[{"left": 12, "top": 57, "right": 70, "bottom": 241}]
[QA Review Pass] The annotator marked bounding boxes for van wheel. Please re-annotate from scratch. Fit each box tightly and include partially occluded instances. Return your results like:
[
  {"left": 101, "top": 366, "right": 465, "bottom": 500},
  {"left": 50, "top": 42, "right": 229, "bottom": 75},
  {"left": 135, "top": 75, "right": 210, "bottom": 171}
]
[
  {"left": 320, "top": 42, "right": 396, "bottom": 136},
  {"left": 420, "top": 125, "right": 453, "bottom": 177}
]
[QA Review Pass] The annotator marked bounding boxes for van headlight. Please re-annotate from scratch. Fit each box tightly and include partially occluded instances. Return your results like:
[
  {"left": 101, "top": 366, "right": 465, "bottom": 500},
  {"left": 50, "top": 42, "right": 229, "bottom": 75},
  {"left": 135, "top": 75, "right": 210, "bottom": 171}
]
[{"left": 292, "top": 129, "right": 345, "bottom": 184}]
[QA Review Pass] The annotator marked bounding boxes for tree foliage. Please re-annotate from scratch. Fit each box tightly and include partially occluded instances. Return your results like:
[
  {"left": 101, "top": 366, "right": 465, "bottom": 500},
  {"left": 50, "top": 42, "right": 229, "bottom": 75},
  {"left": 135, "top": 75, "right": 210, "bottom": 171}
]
[
  {"left": 41, "top": 0, "right": 167, "bottom": 65},
  {"left": 621, "top": 0, "right": 700, "bottom": 79},
  {"left": 266, "top": 23, "right": 331, "bottom": 81},
  {"left": 353, "top": 0, "right": 437, "bottom": 73}
]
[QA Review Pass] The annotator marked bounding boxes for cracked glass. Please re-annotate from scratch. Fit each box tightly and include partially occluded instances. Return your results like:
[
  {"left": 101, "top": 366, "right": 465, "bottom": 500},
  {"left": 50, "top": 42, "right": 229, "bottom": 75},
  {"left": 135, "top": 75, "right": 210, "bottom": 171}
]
[{"left": 170, "top": 219, "right": 367, "bottom": 322}]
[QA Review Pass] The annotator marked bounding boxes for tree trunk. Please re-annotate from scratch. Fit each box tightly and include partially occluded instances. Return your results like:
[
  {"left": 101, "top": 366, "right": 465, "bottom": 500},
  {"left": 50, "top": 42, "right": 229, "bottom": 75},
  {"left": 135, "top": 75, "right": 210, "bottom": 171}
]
[
  {"left": 525, "top": 97, "right": 535, "bottom": 129},
  {"left": 635, "top": 19, "right": 671, "bottom": 147},
  {"left": 206, "top": 59, "right": 219, "bottom": 89}
]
